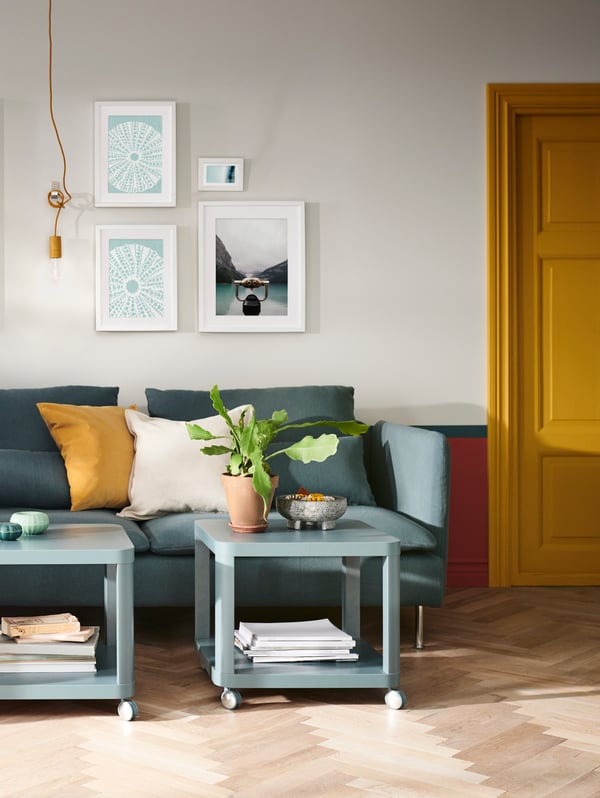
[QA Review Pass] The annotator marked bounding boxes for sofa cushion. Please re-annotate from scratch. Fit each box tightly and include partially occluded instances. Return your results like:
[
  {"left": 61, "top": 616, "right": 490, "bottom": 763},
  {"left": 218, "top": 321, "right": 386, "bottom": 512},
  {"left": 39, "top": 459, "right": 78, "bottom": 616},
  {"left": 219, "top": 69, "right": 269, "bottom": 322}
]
[
  {"left": 0, "top": 386, "right": 119, "bottom": 451},
  {"left": 0, "top": 451, "right": 71, "bottom": 509},
  {"left": 145, "top": 385, "right": 355, "bottom": 439},
  {"left": 140, "top": 511, "right": 220, "bottom": 555},
  {"left": 118, "top": 406, "right": 248, "bottom": 521},
  {"left": 0, "top": 508, "right": 150, "bottom": 553},
  {"left": 37, "top": 403, "right": 135, "bottom": 511},
  {"left": 140, "top": 505, "right": 437, "bottom": 556},
  {"left": 270, "top": 436, "right": 376, "bottom": 506}
]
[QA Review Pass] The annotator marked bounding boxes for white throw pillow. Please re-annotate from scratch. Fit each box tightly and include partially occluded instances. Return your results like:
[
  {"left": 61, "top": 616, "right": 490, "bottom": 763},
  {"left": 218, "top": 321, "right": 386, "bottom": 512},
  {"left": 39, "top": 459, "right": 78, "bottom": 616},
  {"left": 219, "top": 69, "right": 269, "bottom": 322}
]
[{"left": 117, "top": 406, "right": 248, "bottom": 520}]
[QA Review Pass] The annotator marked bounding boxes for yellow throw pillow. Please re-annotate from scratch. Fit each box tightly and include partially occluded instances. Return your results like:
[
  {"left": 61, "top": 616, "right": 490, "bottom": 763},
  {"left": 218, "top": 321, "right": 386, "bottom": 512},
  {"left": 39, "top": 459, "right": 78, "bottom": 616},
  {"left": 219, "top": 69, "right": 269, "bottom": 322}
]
[{"left": 37, "top": 403, "right": 136, "bottom": 511}]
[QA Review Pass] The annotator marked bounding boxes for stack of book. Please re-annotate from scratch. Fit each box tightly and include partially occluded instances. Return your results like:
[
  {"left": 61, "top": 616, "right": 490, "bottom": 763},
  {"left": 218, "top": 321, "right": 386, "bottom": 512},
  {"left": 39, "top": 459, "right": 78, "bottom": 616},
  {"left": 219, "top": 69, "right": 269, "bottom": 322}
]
[
  {"left": 0, "top": 613, "right": 99, "bottom": 672},
  {"left": 235, "top": 618, "right": 358, "bottom": 663}
]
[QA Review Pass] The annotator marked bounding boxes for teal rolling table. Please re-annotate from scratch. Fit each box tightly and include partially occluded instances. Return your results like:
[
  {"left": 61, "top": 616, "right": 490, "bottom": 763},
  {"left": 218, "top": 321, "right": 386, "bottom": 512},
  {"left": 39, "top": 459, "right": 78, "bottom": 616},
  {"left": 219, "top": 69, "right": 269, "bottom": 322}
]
[
  {"left": 194, "top": 518, "right": 405, "bottom": 710},
  {"left": 0, "top": 524, "right": 137, "bottom": 721}
]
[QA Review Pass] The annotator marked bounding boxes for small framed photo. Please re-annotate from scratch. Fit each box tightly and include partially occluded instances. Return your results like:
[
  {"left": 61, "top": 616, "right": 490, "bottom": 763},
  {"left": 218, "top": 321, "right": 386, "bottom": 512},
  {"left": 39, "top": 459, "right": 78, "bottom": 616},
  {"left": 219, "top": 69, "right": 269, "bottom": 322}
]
[
  {"left": 95, "top": 225, "right": 178, "bottom": 331},
  {"left": 94, "top": 101, "right": 176, "bottom": 206},
  {"left": 198, "top": 157, "right": 244, "bottom": 191},
  {"left": 198, "top": 201, "right": 305, "bottom": 333}
]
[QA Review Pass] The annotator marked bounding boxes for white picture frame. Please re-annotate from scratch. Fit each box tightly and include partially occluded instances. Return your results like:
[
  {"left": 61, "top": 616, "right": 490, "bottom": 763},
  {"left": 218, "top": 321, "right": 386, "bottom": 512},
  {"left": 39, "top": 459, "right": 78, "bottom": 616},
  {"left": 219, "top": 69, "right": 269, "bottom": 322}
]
[
  {"left": 95, "top": 225, "right": 178, "bottom": 331},
  {"left": 94, "top": 101, "right": 176, "bottom": 207},
  {"left": 198, "top": 157, "right": 244, "bottom": 191},
  {"left": 198, "top": 201, "right": 305, "bottom": 333}
]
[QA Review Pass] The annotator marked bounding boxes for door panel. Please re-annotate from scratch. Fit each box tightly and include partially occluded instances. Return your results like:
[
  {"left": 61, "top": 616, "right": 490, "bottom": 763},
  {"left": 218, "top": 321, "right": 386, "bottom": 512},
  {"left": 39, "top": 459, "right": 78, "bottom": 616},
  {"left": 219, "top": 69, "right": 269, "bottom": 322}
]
[
  {"left": 517, "top": 114, "right": 600, "bottom": 583},
  {"left": 543, "top": 141, "right": 600, "bottom": 225}
]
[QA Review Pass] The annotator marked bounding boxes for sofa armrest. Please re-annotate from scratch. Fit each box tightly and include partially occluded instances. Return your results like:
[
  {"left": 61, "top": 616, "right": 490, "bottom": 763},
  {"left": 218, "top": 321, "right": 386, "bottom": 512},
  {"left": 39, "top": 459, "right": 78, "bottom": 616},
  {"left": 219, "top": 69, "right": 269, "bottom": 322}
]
[{"left": 365, "top": 421, "right": 450, "bottom": 559}]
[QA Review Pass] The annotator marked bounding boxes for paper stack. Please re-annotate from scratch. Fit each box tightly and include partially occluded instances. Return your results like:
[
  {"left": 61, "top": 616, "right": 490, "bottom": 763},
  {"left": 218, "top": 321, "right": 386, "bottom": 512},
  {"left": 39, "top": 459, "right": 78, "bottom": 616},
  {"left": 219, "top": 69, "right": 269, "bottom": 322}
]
[
  {"left": 0, "top": 614, "right": 99, "bottom": 672},
  {"left": 235, "top": 618, "right": 358, "bottom": 663}
]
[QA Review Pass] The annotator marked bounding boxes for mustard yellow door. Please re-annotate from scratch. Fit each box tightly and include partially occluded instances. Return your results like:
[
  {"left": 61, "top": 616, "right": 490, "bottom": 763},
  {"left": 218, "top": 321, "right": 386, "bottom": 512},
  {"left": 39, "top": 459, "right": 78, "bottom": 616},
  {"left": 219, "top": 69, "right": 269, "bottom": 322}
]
[{"left": 488, "top": 85, "right": 600, "bottom": 586}]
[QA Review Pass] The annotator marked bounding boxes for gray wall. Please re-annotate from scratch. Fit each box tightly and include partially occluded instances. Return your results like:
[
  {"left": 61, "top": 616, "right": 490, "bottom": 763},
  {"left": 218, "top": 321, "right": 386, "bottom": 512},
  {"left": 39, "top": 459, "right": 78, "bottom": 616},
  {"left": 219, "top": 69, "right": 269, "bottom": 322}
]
[{"left": 2, "top": 0, "right": 600, "bottom": 423}]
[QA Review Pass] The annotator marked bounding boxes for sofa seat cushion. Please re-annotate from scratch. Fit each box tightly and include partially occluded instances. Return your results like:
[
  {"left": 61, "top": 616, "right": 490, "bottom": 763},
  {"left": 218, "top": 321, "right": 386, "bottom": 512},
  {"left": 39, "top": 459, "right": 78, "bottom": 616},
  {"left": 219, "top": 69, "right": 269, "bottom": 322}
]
[
  {"left": 140, "top": 506, "right": 436, "bottom": 556},
  {"left": 140, "top": 512, "right": 225, "bottom": 555},
  {"left": 342, "top": 507, "right": 437, "bottom": 550},
  {"left": 146, "top": 385, "right": 356, "bottom": 438},
  {"left": 0, "top": 509, "right": 150, "bottom": 552}
]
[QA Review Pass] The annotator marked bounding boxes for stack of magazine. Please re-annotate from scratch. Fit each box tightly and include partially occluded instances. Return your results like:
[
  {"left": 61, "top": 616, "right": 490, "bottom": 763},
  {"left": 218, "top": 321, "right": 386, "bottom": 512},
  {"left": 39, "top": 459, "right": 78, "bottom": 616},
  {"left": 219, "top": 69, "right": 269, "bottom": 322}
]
[
  {"left": 235, "top": 618, "right": 358, "bottom": 663},
  {"left": 0, "top": 613, "right": 99, "bottom": 673}
]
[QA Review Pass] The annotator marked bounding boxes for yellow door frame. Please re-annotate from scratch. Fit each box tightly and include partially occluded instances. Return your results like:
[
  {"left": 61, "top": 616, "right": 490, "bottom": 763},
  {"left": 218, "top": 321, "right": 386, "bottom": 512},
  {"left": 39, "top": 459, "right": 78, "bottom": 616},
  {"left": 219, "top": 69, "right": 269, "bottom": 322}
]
[{"left": 487, "top": 83, "right": 600, "bottom": 586}]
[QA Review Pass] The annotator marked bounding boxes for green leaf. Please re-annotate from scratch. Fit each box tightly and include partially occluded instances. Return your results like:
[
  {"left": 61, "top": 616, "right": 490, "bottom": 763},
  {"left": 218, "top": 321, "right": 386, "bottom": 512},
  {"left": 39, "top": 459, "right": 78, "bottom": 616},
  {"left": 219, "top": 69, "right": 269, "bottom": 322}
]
[
  {"left": 251, "top": 457, "right": 275, "bottom": 518},
  {"left": 278, "top": 419, "right": 368, "bottom": 436},
  {"left": 200, "top": 444, "right": 232, "bottom": 456},
  {"left": 271, "top": 409, "right": 288, "bottom": 426},
  {"left": 273, "top": 433, "right": 339, "bottom": 464},
  {"left": 186, "top": 422, "right": 222, "bottom": 441},
  {"left": 209, "top": 384, "right": 232, "bottom": 424},
  {"left": 228, "top": 453, "right": 243, "bottom": 475}
]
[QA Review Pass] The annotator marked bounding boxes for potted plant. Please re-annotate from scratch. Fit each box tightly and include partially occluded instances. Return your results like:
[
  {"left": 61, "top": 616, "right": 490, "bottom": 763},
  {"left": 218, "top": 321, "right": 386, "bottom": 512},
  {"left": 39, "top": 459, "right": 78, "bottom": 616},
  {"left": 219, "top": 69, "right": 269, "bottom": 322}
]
[{"left": 187, "top": 385, "right": 368, "bottom": 532}]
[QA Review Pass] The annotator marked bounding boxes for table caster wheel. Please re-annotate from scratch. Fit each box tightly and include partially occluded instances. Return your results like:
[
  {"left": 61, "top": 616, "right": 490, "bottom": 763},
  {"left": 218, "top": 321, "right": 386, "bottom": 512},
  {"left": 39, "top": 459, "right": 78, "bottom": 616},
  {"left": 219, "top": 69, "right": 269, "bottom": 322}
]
[
  {"left": 384, "top": 689, "right": 406, "bottom": 710},
  {"left": 221, "top": 688, "right": 242, "bottom": 710},
  {"left": 118, "top": 699, "right": 138, "bottom": 721}
]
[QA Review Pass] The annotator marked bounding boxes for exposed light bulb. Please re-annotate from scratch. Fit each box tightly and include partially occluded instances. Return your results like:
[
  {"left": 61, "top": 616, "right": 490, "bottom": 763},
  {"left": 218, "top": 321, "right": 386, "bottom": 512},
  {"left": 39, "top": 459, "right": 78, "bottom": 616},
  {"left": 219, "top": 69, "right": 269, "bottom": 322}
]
[{"left": 49, "top": 234, "right": 62, "bottom": 280}]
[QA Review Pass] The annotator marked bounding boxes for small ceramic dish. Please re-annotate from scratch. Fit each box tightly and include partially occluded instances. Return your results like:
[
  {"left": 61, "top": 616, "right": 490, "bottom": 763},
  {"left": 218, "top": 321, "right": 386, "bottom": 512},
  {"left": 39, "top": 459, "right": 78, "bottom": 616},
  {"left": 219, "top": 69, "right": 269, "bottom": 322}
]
[
  {"left": 0, "top": 522, "right": 23, "bottom": 541},
  {"left": 9, "top": 511, "right": 50, "bottom": 535}
]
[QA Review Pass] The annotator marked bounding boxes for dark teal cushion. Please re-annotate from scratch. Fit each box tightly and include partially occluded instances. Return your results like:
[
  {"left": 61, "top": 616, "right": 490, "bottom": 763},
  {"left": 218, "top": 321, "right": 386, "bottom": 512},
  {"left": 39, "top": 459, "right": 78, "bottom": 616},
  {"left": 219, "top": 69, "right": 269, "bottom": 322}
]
[
  {"left": 140, "top": 505, "right": 435, "bottom": 556},
  {"left": 270, "top": 436, "right": 376, "bottom": 506},
  {"left": 145, "top": 385, "right": 355, "bottom": 435},
  {"left": 0, "top": 451, "right": 70, "bottom": 509},
  {"left": 0, "top": 385, "right": 119, "bottom": 451}
]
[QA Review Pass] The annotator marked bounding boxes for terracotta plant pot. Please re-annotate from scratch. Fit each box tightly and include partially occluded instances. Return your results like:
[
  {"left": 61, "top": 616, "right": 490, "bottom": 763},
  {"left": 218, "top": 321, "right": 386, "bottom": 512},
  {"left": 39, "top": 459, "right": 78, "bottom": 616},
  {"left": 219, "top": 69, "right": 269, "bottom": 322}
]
[{"left": 220, "top": 473, "right": 279, "bottom": 533}]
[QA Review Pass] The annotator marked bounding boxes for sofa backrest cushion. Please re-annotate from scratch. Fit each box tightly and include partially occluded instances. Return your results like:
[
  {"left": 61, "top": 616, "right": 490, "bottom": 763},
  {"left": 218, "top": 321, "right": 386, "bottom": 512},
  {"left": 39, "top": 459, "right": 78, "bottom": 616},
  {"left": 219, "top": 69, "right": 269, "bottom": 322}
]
[
  {"left": 0, "top": 386, "right": 119, "bottom": 451},
  {"left": 0, "top": 450, "right": 71, "bottom": 509},
  {"left": 269, "top": 436, "right": 376, "bottom": 506},
  {"left": 145, "top": 385, "right": 355, "bottom": 440},
  {"left": 0, "top": 386, "right": 119, "bottom": 510}
]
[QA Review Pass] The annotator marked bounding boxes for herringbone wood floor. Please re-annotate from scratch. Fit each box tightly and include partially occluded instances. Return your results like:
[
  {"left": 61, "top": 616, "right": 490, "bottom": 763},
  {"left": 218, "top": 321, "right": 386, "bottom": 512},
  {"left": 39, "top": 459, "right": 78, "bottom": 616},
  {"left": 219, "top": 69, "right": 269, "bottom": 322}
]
[{"left": 0, "top": 587, "right": 598, "bottom": 797}]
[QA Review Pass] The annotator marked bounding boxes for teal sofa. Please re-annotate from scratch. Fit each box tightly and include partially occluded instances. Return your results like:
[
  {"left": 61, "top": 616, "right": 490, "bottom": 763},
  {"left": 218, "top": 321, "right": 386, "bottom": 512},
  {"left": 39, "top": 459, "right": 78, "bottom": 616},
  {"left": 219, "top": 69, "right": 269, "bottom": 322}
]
[{"left": 0, "top": 385, "right": 450, "bottom": 647}]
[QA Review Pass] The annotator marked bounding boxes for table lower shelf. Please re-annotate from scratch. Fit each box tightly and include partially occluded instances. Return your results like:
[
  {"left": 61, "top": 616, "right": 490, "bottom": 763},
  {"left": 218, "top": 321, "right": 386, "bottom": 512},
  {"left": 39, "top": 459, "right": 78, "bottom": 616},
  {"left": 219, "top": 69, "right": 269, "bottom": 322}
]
[
  {"left": 196, "top": 638, "right": 400, "bottom": 690},
  {"left": 0, "top": 645, "right": 135, "bottom": 701}
]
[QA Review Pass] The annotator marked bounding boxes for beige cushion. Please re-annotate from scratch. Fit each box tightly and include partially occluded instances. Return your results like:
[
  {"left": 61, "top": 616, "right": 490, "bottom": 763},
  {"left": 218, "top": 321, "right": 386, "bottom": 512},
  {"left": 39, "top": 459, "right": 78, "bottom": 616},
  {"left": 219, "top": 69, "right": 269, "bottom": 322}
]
[{"left": 118, "top": 406, "right": 247, "bottom": 520}]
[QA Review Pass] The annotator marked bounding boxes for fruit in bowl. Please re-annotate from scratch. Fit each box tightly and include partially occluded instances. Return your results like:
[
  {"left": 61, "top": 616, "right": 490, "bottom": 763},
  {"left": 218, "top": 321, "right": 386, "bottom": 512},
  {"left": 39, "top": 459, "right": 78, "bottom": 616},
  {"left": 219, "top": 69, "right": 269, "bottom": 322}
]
[{"left": 276, "top": 493, "right": 347, "bottom": 530}]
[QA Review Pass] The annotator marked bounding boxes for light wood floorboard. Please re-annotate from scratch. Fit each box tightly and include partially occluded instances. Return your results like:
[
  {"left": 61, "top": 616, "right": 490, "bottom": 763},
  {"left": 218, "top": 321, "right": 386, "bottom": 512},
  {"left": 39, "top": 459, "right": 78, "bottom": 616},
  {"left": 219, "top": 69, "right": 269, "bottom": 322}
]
[{"left": 0, "top": 587, "right": 598, "bottom": 797}]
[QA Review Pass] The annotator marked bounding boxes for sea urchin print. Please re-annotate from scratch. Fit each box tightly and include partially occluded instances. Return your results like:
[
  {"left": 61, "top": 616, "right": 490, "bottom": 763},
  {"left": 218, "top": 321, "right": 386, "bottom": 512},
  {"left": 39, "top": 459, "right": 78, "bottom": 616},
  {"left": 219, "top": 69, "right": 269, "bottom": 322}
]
[
  {"left": 108, "top": 241, "right": 165, "bottom": 318},
  {"left": 107, "top": 118, "right": 163, "bottom": 194}
]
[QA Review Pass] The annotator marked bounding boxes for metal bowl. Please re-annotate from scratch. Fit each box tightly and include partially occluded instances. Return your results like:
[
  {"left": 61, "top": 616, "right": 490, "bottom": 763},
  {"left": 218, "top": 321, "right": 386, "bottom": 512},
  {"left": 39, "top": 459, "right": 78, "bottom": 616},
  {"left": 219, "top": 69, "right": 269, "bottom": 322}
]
[{"left": 276, "top": 494, "right": 347, "bottom": 530}]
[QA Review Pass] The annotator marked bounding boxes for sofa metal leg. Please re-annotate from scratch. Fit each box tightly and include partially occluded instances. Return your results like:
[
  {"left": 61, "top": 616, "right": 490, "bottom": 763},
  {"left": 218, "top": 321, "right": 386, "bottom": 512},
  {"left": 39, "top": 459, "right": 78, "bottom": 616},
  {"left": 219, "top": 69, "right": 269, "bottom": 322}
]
[{"left": 414, "top": 605, "right": 424, "bottom": 649}]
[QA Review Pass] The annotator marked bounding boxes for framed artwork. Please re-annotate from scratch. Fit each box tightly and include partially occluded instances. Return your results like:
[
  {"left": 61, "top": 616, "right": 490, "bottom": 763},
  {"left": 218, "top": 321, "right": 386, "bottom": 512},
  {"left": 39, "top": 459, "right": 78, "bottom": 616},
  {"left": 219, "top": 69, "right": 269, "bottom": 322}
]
[
  {"left": 198, "top": 157, "right": 244, "bottom": 191},
  {"left": 198, "top": 201, "right": 305, "bottom": 333},
  {"left": 95, "top": 225, "right": 177, "bottom": 331},
  {"left": 94, "top": 101, "right": 176, "bottom": 206}
]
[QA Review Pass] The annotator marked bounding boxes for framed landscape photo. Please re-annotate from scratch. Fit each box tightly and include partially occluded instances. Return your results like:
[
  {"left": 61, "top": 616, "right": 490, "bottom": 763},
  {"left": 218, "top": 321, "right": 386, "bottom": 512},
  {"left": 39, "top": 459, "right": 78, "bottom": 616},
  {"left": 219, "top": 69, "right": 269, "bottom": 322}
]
[
  {"left": 198, "top": 157, "right": 244, "bottom": 191},
  {"left": 94, "top": 101, "right": 176, "bottom": 206},
  {"left": 95, "top": 225, "right": 177, "bottom": 331},
  {"left": 198, "top": 201, "right": 305, "bottom": 333}
]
